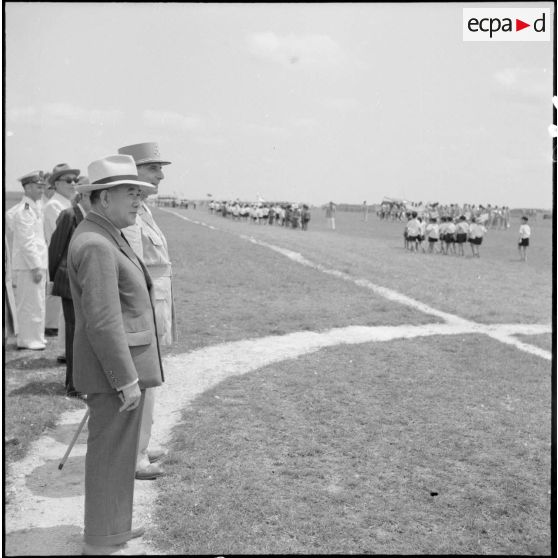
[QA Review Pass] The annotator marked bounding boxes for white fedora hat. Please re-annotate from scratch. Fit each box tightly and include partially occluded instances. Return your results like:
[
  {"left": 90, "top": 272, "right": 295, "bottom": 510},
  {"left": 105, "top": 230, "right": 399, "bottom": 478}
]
[{"left": 77, "top": 154, "right": 157, "bottom": 194}]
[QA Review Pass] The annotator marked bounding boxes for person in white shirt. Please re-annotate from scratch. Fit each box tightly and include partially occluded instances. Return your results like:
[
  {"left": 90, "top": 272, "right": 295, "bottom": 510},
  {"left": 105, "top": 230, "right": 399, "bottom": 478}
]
[
  {"left": 518, "top": 216, "right": 531, "bottom": 262},
  {"left": 446, "top": 218, "right": 457, "bottom": 255},
  {"left": 43, "top": 163, "right": 80, "bottom": 359},
  {"left": 455, "top": 215, "right": 469, "bottom": 257},
  {"left": 438, "top": 217, "right": 449, "bottom": 255},
  {"left": 405, "top": 211, "right": 421, "bottom": 252},
  {"left": 425, "top": 217, "right": 440, "bottom": 254},
  {"left": 11, "top": 171, "right": 49, "bottom": 350},
  {"left": 416, "top": 217, "right": 426, "bottom": 253},
  {"left": 325, "top": 201, "right": 336, "bottom": 230},
  {"left": 468, "top": 217, "right": 487, "bottom": 258}
]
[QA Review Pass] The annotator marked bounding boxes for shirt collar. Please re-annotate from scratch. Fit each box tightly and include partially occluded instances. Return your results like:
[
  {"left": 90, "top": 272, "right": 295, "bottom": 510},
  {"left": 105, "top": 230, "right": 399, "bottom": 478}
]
[
  {"left": 22, "top": 195, "right": 40, "bottom": 209},
  {"left": 52, "top": 191, "right": 72, "bottom": 207}
]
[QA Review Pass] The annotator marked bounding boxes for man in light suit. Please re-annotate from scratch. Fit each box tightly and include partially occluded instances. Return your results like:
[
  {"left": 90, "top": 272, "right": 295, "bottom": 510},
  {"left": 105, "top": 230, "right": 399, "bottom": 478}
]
[
  {"left": 68, "top": 154, "right": 164, "bottom": 555},
  {"left": 119, "top": 142, "right": 176, "bottom": 480}
]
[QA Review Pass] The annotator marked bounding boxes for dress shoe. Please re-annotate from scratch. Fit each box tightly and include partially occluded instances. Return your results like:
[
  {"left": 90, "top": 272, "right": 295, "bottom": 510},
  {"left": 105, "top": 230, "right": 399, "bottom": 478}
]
[
  {"left": 82, "top": 542, "right": 145, "bottom": 555},
  {"left": 66, "top": 390, "right": 86, "bottom": 401},
  {"left": 129, "top": 527, "right": 145, "bottom": 540},
  {"left": 135, "top": 463, "right": 165, "bottom": 480},
  {"left": 17, "top": 343, "right": 46, "bottom": 350},
  {"left": 57, "top": 355, "right": 67, "bottom": 363},
  {"left": 44, "top": 328, "right": 58, "bottom": 337},
  {"left": 147, "top": 448, "right": 167, "bottom": 463}
]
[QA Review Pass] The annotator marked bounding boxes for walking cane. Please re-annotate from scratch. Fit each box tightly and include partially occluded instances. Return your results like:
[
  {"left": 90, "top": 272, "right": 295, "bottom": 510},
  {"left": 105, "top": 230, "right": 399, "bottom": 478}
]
[{"left": 58, "top": 408, "right": 90, "bottom": 470}]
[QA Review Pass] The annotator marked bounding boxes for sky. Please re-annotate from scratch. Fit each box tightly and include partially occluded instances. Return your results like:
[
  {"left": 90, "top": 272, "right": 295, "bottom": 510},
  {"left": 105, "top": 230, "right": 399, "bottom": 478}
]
[{"left": 4, "top": 2, "right": 555, "bottom": 208}]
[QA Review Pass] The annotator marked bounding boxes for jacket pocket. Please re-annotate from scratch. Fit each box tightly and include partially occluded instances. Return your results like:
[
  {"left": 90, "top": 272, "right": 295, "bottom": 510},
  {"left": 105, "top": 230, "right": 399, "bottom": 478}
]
[
  {"left": 126, "top": 329, "right": 153, "bottom": 346},
  {"left": 145, "top": 229, "right": 163, "bottom": 246}
]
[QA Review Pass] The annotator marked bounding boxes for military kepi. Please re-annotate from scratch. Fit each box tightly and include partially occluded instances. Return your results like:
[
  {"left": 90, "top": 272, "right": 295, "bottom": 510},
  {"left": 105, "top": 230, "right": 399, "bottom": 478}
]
[
  {"left": 118, "top": 142, "right": 171, "bottom": 166},
  {"left": 18, "top": 170, "right": 47, "bottom": 187}
]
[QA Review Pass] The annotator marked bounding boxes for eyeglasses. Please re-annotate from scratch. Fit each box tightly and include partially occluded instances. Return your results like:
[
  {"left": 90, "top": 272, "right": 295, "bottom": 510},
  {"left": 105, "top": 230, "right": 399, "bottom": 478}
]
[{"left": 58, "top": 177, "right": 79, "bottom": 184}]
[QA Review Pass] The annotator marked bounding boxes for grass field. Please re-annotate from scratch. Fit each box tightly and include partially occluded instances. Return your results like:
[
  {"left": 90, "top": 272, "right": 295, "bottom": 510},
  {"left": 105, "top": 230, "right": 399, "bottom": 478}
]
[
  {"left": 153, "top": 206, "right": 552, "bottom": 554},
  {"left": 3, "top": 203, "right": 553, "bottom": 554},
  {"left": 154, "top": 337, "right": 551, "bottom": 554}
]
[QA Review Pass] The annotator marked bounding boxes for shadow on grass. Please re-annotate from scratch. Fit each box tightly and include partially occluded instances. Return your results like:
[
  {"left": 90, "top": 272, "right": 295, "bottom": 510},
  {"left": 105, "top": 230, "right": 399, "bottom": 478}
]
[
  {"left": 26, "top": 456, "right": 85, "bottom": 498},
  {"left": 9, "top": 381, "right": 66, "bottom": 397},
  {"left": 44, "top": 422, "right": 88, "bottom": 446},
  {"left": 5, "top": 356, "right": 61, "bottom": 370}
]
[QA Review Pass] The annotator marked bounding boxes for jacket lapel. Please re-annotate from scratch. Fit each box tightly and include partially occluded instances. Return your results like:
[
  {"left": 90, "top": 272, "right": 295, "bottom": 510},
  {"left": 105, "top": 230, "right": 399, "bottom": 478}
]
[
  {"left": 86, "top": 211, "right": 144, "bottom": 274},
  {"left": 75, "top": 204, "right": 85, "bottom": 225}
]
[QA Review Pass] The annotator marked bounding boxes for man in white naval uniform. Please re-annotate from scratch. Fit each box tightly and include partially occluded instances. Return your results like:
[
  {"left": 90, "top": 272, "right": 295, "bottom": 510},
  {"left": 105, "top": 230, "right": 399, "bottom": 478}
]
[
  {"left": 43, "top": 163, "right": 80, "bottom": 358},
  {"left": 119, "top": 142, "right": 176, "bottom": 480},
  {"left": 11, "top": 171, "right": 49, "bottom": 350}
]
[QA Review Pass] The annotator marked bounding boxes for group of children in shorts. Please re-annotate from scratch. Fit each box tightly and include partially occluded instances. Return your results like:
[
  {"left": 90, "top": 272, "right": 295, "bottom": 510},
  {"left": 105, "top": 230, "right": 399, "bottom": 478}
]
[{"left": 403, "top": 213, "right": 531, "bottom": 259}]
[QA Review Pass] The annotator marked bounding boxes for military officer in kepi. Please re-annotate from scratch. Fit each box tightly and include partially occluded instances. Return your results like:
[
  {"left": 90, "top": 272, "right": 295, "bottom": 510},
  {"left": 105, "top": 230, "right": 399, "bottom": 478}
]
[
  {"left": 11, "top": 171, "right": 49, "bottom": 350},
  {"left": 119, "top": 142, "right": 176, "bottom": 481}
]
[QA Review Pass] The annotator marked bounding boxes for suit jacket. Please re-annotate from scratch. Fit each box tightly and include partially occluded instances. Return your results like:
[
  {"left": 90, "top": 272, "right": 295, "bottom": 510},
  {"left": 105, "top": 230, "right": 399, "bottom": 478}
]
[
  {"left": 68, "top": 210, "right": 164, "bottom": 394},
  {"left": 49, "top": 203, "right": 85, "bottom": 299}
]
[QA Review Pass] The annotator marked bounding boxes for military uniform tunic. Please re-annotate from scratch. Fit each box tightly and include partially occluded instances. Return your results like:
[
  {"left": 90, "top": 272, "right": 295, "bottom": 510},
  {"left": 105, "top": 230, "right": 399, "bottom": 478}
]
[
  {"left": 121, "top": 201, "right": 175, "bottom": 472},
  {"left": 11, "top": 196, "right": 48, "bottom": 348},
  {"left": 122, "top": 202, "right": 176, "bottom": 345}
]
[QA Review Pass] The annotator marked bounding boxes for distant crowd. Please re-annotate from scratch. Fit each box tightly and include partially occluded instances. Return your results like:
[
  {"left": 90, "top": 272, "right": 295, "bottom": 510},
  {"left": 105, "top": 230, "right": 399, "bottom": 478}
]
[
  {"left": 379, "top": 201, "right": 512, "bottom": 230},
  {"left": 208, "top": 200, "right": 312, "bottom": 230}
]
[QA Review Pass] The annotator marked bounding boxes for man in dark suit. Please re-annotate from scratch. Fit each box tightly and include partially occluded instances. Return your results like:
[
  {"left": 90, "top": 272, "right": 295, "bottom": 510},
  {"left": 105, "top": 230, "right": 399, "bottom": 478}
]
[
  {"left": 68, "top": 155, "right": 164, "bottom": 555},
  {"left": 48, "top": 184, "right": 91, "bottom": 398}
]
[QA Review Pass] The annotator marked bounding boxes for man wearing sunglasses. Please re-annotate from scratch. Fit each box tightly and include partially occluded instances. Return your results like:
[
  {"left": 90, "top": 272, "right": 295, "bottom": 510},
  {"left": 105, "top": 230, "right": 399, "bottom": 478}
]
[{"left": 44, "top": 163, "right": 80, "bottom": 358}]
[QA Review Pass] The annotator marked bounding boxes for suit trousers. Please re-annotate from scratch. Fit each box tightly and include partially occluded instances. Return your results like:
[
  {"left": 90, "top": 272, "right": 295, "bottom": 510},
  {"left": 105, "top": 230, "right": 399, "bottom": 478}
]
[
  {"left": 137, "top": 284, "right": 172, "bottom": 469},
  {"left": 57, "top": 307, "right": 66, "bottom": 356},
  {"left": 61, "top": 298, "right": 75, "bottom": 393},
  {"left": 83, "top": 391, "right": 145, "bottom": 546},
  {"left": 136, "top": 388, "right": 155, "bottom": 470},
  {"left": 14, "top": 269, "right": 46, "bottom": 348},
  {"left": 152, "top": 276, "right": 173, "bottom": 345},
  {"left": 45, "top": 291, "right": 61, "bottom": 329}
]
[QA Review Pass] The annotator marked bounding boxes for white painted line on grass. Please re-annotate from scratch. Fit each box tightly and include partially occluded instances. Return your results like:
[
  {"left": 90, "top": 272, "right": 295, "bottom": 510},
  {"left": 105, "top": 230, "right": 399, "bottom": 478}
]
[{"left": 161, "top": 210, "right": 552, "bottom": 361}]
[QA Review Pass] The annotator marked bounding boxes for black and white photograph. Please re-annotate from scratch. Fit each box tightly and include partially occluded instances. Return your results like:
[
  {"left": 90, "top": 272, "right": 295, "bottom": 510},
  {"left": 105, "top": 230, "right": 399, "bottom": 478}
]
[{"left": 3, "top": 2, "right": 555, "bottom": 555}]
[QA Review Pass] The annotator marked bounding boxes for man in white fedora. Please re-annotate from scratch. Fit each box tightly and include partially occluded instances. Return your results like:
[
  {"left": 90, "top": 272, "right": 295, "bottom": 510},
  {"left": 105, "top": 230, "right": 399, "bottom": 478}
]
[
  {"left": 11, "top": 171, "right": 48, "bottom": 350},
  {"left": 68, "top": 154, "right": 164, "bottom": 555},
  {"left": 44, "top": 163, "right": 80, "bottom": 361},
  {"left": 119, "top": 142, "right": 176, "bottom": 480}
]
